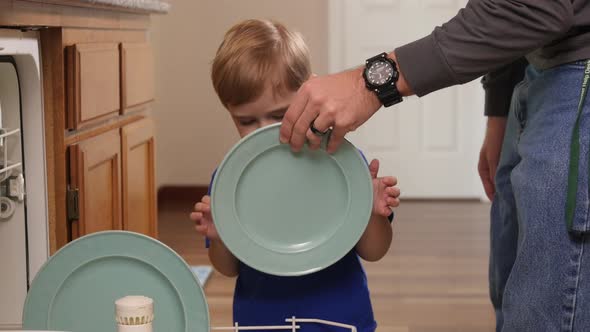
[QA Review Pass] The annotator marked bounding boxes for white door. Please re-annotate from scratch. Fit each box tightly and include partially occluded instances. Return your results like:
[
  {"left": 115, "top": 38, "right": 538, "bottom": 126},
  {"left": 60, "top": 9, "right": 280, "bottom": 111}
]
[
  {"left": 329, "top": 0, "right": 486, "bottom": 198},
  {"left": 0, "top": 59, "right": 27, "bottom": 329}
]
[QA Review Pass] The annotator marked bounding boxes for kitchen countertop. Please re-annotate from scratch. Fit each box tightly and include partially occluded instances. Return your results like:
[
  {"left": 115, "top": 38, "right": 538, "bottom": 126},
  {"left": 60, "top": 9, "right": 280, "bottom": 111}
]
[
  {"left": 1, "top": 0, "right": 166, "bottom": 39},
  {"left": 74, "top": 0, "right": 170, "bottom": 13},
  {"left": 24, "top": 0, "right": 171, "bottom": 13}
]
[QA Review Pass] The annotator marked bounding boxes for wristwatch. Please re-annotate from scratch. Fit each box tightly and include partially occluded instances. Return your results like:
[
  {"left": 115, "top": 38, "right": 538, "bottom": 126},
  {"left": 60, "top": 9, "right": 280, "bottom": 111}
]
[{"left": 363, "top": 52, "right": 403, "bottom": 107}]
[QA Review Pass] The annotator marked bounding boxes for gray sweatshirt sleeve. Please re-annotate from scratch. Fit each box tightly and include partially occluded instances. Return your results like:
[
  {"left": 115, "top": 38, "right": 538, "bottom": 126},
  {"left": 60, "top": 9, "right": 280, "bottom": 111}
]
[{"left": 395, "top": 0, "right": 573, "bottom": 97}]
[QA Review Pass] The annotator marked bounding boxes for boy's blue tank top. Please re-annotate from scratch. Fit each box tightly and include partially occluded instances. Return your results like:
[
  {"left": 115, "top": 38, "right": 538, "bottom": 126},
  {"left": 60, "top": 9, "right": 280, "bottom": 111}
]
[{"left": 232, "top": 251, "right": 377, "bottom": 332}]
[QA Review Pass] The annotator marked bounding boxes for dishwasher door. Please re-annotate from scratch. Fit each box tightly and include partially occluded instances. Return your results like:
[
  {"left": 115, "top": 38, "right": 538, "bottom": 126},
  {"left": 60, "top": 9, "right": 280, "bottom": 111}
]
[{"left": 0, "top": 57, "right": 27, "bottom": 330}]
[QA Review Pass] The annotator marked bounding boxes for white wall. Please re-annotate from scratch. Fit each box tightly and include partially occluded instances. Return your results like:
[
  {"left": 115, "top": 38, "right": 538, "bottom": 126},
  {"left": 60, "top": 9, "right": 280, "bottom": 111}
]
[{"left": 151, "top": 0, "right": 328, "bottom": 187}]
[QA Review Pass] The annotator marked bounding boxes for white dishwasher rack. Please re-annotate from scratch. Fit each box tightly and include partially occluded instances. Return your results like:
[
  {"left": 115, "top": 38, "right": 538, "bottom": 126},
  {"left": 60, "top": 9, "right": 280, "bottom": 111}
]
[
  {"left": 0, "top": 127, "right": 21, "bottom": 177},
  {"left": 212, "top": 317, "right": 357, "bottom": 332}
]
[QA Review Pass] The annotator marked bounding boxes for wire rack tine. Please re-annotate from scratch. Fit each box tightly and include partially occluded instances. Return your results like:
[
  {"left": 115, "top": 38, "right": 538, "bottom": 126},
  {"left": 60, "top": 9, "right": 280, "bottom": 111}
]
[
  {"left": 286, "top": 318, "right": 357, "bottom": 332},
  {"left": 212, "top": 316, "right": 356, "bottom": 331},
  {"left": 0, "top": 128, "right": 21, "bottom": 177},
  {"left": 211, "top": 325, "right": 301, "bottom": 331}
]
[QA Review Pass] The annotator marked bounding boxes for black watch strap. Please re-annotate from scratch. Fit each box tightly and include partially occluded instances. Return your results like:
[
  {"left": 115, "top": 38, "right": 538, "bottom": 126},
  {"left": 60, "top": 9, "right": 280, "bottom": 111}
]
[
  {"left": 377, "top": 83, "right": 403, "bottom": 107},
  {"left": 367, "top": 53, "right": 387, "bottom": 63}
]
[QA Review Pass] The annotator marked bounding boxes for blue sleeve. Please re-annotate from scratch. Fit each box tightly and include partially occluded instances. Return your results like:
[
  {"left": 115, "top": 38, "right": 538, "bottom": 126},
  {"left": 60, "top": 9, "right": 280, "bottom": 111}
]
[
  {"left": 357, "top": 149, "right": 395, "bottom": 223},
  {"left": 357, "top": 149, "right": 369, "bottom": 165},
  {"left": 387, "top": 210, "right": 395, "bottom": 223},
  {"left": 205, "top": 169, "right": 217, "bottom": 248}
]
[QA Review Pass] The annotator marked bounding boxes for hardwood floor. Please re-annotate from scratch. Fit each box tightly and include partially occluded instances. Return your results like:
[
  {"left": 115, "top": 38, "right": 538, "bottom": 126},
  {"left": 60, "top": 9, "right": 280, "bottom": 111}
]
[{"left": 158, "top": 200, "right": 495, "bottom": 332}]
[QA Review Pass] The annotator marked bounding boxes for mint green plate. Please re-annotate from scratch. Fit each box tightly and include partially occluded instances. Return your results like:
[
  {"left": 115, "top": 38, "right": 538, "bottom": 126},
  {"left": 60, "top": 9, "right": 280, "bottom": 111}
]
[
  {"left": 22, "top": 231, "right": 209, "bottom": 332},
  {"left": 211, "top": 123, "right": 372, "bottom": 276}
]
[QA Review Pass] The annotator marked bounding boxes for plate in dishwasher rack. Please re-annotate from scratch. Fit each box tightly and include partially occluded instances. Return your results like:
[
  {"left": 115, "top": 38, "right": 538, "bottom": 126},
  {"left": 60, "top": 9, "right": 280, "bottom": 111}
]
[
  {"left": 211, "top": 123, "right": 373, "bottom": 276},
  {"left": 22, "top": 231, "right": 209, "bottom": 332}
]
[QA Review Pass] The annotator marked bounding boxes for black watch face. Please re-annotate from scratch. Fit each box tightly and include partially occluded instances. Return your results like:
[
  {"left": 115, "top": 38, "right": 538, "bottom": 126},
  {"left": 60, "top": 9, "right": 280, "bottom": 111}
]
[{"left": 366, "top": 60, "right": 394, "bottom": 86}]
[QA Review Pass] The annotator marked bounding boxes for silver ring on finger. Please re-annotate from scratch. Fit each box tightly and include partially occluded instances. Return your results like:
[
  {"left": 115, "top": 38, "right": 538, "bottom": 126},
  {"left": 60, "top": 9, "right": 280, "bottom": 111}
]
[{"left": 310, "top": 119, "right": 329, "bottom": 137}]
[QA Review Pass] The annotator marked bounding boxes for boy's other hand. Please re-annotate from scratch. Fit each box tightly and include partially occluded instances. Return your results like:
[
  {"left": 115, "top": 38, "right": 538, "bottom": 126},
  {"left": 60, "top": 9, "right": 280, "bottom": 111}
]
[
  {"left": 190, "top": 195, "right": 219, "bottom": 240},
  {"left": 369, "top": 159, "right": 400, "bottom": 217}
]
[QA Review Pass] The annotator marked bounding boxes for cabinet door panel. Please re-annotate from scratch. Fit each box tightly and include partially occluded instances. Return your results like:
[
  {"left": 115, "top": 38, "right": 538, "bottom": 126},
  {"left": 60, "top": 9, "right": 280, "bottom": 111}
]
[
  {"left": 121, "top": 42, "right": 155, "bottom": 111},
  {"left": 69, "top": 129, "right": 122, "bottom": 239},
  {"left": 122, "top": 118, "right": 156, "bottom": 237},
  {"left": 66, "top": 43, "right": 120, "bottom": 129}
]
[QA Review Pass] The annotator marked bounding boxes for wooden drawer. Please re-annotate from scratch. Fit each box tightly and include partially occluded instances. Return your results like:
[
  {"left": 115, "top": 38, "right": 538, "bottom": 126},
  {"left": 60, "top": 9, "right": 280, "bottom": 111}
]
[
  {"left": 121, "top": 42, "right": 155, "bottom": 111},
  {"left": 66, "top": 43, "right": 120, "bottom": 129}
]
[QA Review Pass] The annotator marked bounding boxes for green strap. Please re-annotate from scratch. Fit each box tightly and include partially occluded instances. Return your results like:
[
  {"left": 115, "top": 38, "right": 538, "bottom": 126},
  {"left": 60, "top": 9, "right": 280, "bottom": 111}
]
[{"left": 565, "top": 60, "right": 590, "bottom": 234}]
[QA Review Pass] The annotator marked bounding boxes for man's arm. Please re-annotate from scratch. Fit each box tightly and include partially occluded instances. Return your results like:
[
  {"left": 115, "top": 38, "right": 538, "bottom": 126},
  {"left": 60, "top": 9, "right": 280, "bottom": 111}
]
[
  {"left": 396, "top": 0, "right": 571, "bottom": 96},
  {"left": 477, "top": 58, "right": 528, "bottom": 200},
  {"left": 282, "top": 1, "right": 572, "bottom": 152}
]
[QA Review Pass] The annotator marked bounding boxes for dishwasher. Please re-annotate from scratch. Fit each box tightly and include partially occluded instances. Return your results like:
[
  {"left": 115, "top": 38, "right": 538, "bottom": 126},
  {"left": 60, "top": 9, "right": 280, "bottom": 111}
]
[{"left": 0, "top": 29, "right": 50, "bottom": 330}]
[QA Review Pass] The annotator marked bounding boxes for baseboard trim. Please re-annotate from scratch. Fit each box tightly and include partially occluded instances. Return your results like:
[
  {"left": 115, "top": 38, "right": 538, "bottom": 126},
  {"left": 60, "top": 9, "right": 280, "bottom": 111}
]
[
  {"left": 0, "top": 323, "right": 22, "bottom": 329},
  {"left": 157, "top": 185, "right": 209, "bottom": 207}
]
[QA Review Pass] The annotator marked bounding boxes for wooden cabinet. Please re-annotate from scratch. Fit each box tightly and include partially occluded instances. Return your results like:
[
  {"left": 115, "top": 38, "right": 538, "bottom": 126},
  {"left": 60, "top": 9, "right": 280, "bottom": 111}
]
[
  {"left": 68, "top": 119, "right": 156, "bottom": 240},
  {"left": 60, "top": 37, "right": 157, "bottom": 247},
  {"left": 0, "top": 0, "right": 163, "bottom": 253}
]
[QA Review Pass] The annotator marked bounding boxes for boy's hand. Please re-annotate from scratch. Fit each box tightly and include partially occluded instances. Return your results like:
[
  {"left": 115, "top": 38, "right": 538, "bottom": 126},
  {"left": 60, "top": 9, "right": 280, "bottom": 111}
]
[
  {"left": 369, "top": 159, "right": 400, "bottom": 217},
  {"left": 190, "top": 195, "right": 219, "bottom": 240}
]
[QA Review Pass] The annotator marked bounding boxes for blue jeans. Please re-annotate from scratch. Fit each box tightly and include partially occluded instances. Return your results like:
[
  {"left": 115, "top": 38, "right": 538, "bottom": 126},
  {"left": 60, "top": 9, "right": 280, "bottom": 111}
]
[{"left": 490, "top": 61, "right": 590, "bottom": 331}]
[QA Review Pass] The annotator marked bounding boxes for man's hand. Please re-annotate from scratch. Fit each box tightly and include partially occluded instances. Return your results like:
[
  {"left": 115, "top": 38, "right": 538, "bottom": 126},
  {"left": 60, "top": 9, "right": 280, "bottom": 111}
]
[
  {"left": 280, "top": 67, "right": 382, "bottom": 153},
  {"left": 280, "top": 52, "right": 412, "bottom": 154},
  {"left": 478, "top": 117, "right": 507, "bottom": 201}
]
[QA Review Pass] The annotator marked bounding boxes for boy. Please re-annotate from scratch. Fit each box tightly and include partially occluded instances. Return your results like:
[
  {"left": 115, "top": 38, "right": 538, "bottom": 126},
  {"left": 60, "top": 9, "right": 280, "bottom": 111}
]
[{"left": 190, "top": 19, "right": 400, "bottom": 331}]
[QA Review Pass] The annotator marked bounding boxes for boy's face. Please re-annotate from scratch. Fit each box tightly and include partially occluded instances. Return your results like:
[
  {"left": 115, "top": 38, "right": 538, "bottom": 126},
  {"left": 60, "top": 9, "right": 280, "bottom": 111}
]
[{"left": 228, "top": 86, "right": 296, "bottom": 138}]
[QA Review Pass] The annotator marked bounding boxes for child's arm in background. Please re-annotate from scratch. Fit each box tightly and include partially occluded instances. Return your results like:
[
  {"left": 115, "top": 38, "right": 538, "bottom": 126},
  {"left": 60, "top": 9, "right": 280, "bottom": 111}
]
[
  {"left": 356, "top": 159, "right": 400, "bottom": 262},
  {"left": 191, "top": 195, "right": 240, "bottom": 277}
]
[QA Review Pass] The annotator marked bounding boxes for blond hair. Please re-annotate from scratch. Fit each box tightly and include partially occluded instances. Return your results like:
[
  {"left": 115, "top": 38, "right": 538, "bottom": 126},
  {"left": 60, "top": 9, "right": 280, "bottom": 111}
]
[{"left": 211, "top": 19, "right": 311, "bottom": 108}]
